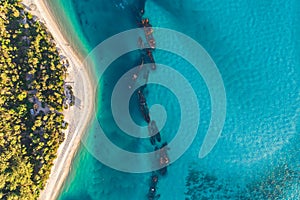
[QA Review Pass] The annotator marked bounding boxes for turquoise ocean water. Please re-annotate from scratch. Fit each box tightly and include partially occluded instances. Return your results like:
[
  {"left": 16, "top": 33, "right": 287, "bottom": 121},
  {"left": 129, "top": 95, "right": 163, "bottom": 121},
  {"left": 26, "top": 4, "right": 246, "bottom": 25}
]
[{"left": 48, "top": 0, "right": 300, "bottom": 199}]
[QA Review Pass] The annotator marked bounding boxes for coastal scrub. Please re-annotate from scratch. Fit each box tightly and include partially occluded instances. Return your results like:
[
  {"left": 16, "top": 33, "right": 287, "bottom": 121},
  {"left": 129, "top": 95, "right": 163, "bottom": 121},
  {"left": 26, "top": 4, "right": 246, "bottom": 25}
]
[{"left": 0, "top": 0, "right": 70, "bottom": 199}]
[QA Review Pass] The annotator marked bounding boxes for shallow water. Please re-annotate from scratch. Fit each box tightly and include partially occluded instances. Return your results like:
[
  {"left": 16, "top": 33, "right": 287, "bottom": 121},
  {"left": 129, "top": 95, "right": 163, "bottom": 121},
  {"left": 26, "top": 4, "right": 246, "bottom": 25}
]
[{"left": 54, "top": 0, "right": 300, "bottom": 199}]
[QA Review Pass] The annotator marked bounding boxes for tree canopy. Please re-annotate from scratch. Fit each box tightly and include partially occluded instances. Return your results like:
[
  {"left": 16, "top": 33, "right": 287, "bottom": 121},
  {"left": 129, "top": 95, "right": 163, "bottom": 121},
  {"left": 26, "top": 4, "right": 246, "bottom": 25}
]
[{"left": 0, "top": 0, "right": 70, "bottom": 199}]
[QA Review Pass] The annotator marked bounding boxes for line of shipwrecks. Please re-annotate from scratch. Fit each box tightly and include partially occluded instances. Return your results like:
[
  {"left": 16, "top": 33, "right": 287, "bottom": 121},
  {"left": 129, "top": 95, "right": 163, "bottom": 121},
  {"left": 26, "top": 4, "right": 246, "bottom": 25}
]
[
  {"left": 133, "top": 10, "right": 170, "bottom": 200},
  {"left": 125, "top": 1, "right": 170, "bottom": 198}
]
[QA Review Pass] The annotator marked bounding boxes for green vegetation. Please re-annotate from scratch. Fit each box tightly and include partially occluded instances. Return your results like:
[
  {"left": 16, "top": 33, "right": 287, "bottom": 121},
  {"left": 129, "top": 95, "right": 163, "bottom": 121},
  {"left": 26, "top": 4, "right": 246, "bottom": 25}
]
[{"left": 0, "top": 1, "right": 70, "bottom": 199}]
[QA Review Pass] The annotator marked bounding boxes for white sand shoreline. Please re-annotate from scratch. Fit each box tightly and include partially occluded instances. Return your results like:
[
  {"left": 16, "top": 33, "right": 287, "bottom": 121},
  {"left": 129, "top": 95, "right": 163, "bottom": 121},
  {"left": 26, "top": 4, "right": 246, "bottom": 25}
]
[{"left": 22, "top": 0, "right": 96, "bottom": 200}]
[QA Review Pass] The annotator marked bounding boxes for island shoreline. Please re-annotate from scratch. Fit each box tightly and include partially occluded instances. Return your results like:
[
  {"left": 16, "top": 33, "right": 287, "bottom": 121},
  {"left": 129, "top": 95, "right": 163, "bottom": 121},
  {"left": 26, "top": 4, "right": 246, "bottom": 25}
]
[{"left": 22, "top": 0, "right": 96, "bottom": 200}]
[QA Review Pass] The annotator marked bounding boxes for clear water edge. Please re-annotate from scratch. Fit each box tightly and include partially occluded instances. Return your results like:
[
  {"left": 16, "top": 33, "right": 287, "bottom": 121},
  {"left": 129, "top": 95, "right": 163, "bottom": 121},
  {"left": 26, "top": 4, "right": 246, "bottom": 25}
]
[{"left": 44, "top": 0, "right": 300, "bottom": 199}]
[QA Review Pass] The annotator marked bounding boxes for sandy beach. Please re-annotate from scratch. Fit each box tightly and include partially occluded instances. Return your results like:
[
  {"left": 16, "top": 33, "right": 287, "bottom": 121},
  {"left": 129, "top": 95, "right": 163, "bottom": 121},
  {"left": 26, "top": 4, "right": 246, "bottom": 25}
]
[{"left": 22, "top": 0, "right": 96, "bottom": 200}]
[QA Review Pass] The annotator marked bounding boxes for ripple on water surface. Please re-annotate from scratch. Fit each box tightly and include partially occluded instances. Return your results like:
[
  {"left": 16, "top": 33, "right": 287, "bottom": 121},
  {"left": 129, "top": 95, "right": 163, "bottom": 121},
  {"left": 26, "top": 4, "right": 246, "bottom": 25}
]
[{"left": 59, "top": 0, "right": 300, "bottom": 199}]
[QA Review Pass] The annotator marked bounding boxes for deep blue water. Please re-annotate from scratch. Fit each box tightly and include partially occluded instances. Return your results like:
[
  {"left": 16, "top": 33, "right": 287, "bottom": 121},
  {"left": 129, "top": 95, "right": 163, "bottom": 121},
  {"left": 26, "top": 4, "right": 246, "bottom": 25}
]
[{"left": 54, "top": 0, "right": 300, "bottom": 199}]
